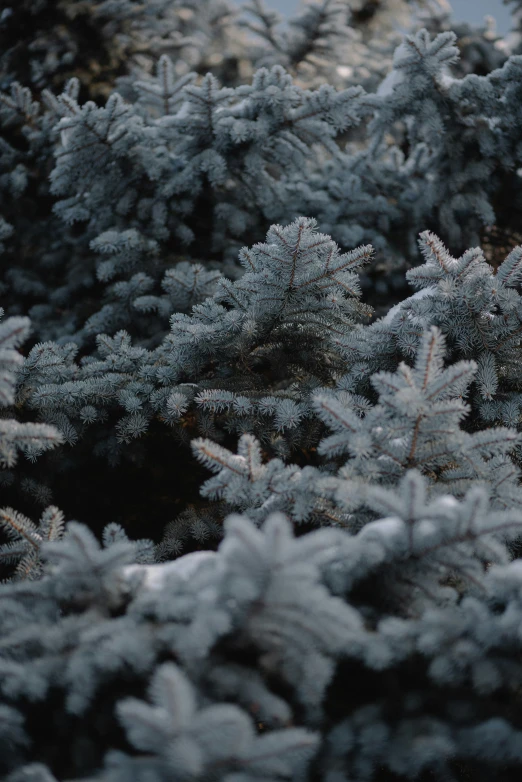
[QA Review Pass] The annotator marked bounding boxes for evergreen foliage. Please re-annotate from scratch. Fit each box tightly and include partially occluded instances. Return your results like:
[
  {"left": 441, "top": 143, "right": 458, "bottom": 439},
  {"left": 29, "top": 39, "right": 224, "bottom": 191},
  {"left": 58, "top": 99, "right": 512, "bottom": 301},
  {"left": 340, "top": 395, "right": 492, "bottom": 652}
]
[{"left": 3, "top": 0, "right": 522, "bottom": 780}]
